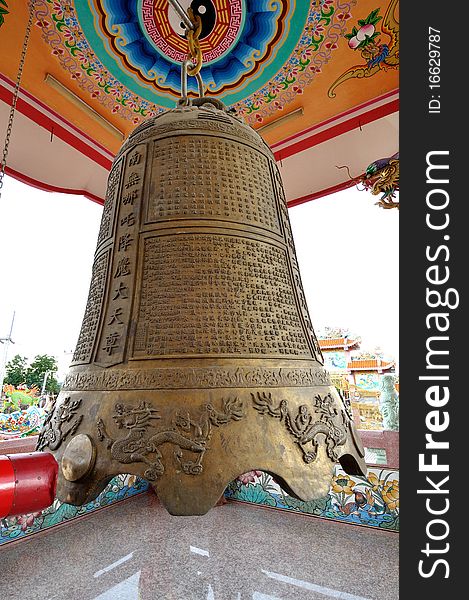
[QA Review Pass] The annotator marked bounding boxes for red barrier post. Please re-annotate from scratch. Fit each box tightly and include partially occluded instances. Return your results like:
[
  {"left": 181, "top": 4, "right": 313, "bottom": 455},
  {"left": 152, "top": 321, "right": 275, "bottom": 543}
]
[{"left": 0, "top": 452, "right": 58, "bottom": 518}]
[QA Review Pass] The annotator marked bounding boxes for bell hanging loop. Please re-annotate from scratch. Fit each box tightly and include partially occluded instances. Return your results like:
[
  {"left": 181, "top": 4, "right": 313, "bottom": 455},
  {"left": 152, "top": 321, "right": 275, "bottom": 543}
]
[{"left": 179, "top": 60, "right": 205, "bottom": 106}]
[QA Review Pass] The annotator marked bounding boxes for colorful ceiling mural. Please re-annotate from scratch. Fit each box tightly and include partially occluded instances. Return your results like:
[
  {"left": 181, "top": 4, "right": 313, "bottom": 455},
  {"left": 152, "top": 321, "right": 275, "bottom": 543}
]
[
  {"left": 34, "top": 0, "right": 359, "bottom": 125},
  {"left": 329, "top": 1, "right": 399, "bottom": 97},
  {"left": 0, "top": 0, "right": 399, "bottom": 203}
]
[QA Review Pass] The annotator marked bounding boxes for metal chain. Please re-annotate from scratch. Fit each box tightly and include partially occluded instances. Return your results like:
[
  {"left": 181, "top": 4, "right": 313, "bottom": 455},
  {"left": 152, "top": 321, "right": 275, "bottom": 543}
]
[
  {"left": 168, "top": 0, "right": 205, "bottom": 102},
  {"left": 186, "top": 7, "right": 202, "bottom": 77},
  {"left": 0, "top": 1, "right": 34, "bottom": 198}
]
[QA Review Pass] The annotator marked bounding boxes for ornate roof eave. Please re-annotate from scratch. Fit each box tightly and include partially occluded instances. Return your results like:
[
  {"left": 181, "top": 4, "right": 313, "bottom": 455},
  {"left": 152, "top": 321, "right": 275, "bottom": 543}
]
[{"left": 347, "top": 361, "right": 395, "bottom": 371}]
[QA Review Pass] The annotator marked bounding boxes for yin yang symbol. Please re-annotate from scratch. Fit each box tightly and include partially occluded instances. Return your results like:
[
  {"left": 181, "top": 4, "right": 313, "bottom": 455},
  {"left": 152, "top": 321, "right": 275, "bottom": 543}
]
[{"left": 168, "top": 0, "right": 216, "bottom": 40}]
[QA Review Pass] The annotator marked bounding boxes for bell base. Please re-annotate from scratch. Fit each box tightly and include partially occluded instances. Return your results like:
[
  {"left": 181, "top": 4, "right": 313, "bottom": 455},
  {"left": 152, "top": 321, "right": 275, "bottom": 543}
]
[
  {"left": 55, "top": 446, "right": 365, "bottom": 516},
  {"left": 41, "top": 383, "right": 366, "bottom": 516}
]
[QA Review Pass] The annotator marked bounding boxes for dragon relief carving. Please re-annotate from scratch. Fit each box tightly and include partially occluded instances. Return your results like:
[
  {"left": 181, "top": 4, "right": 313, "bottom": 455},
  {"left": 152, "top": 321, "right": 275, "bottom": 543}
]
[
  {"left": 96, "top": 397, "right": 245, "bottom": 481},
  {"left": 252, "top": 392, "right": 348, "bottom": 463},
  {"left": 36, "top": 396, "right": 83, "bottom": 451}
]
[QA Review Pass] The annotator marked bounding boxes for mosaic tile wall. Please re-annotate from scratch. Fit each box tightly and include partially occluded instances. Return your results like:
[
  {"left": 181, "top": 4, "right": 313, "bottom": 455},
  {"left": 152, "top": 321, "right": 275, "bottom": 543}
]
[
  {"left": 0, "top": 474, "right": 150, "bottom": 546},
  {"left": 225, "top": 466, "right": 399, "bottom": 532},
  {"left": 1, "top": 467, "right": 399, "bottom": 548},
  {"left": 0, "top": 406, "right": 47, "bottom": 439}
]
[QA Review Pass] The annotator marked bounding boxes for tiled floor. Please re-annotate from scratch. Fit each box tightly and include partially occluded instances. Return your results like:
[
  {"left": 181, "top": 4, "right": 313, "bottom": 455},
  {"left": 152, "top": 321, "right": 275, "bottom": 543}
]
[{"left": 0, "top": 493, "right": 398, "bottom": 600}]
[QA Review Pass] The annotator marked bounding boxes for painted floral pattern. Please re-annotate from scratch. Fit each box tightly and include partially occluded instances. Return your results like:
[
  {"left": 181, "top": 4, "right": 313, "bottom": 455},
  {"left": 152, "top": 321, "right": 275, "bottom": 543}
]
[
  {"left": 227, "top": 466, "right": 399, "bottom": 531},
  {"left": 232, "top": 1, "right": 354, "bottom": 123},
  {"left": 237, "top": 470, "right": 263, "bottom": 485},
  {"left": 327, "top": 0, "right": 399, "bottom": 97},
  {"left": 33, "top": 0, "right": 354, "bottom": 125}
]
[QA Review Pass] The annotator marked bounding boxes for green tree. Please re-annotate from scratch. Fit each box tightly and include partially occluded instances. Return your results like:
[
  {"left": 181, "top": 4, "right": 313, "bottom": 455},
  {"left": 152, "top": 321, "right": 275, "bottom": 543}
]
[
  {"left": 4, "top": 354, "right": 28, "bottom": 387},
  {"left": 25, "top": 354, "right": 60, "bottom": 394}
]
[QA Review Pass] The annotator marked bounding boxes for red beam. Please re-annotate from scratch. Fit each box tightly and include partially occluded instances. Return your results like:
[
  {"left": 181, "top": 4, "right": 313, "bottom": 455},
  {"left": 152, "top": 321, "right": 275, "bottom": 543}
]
[
  {"left": 5, "top": 165, "right": 105, "bottom": 205},
  {"left": 0, "top": 83, "right": 113, "bottom": 171},
  {"left": 287, "top": 176, "right": 361, "bottom": 208},
  {"left": 275, "top": 99, "right": 399, "bottom": 162}
]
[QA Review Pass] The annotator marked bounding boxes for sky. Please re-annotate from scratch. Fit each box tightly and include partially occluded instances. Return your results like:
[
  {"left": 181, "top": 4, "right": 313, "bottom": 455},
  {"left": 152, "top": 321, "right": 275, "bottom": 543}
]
[
  {"left": 0, "top": 175, "right": 398, "bottom": 382},
  {"left": 289, "top": 186, "right": 399, "bottom": 363}
]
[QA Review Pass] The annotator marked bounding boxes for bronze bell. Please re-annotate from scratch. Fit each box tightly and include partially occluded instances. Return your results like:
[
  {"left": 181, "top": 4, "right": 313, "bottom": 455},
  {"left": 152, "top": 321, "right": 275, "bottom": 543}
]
[{"left": 37, "top": 99, "right": 366, "bottom": 515}]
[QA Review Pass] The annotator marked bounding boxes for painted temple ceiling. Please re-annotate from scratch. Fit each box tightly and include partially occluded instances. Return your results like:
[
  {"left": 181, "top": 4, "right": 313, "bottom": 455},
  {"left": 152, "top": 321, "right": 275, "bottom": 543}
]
[{"left": 0, "top": 0, "right": 399, "bottom": 203}]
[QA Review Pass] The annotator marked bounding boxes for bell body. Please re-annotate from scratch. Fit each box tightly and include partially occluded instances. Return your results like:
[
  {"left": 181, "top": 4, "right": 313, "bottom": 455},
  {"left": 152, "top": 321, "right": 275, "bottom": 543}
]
[{"left": 38, "top": 102, "right": 366, "bottom": 515}]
